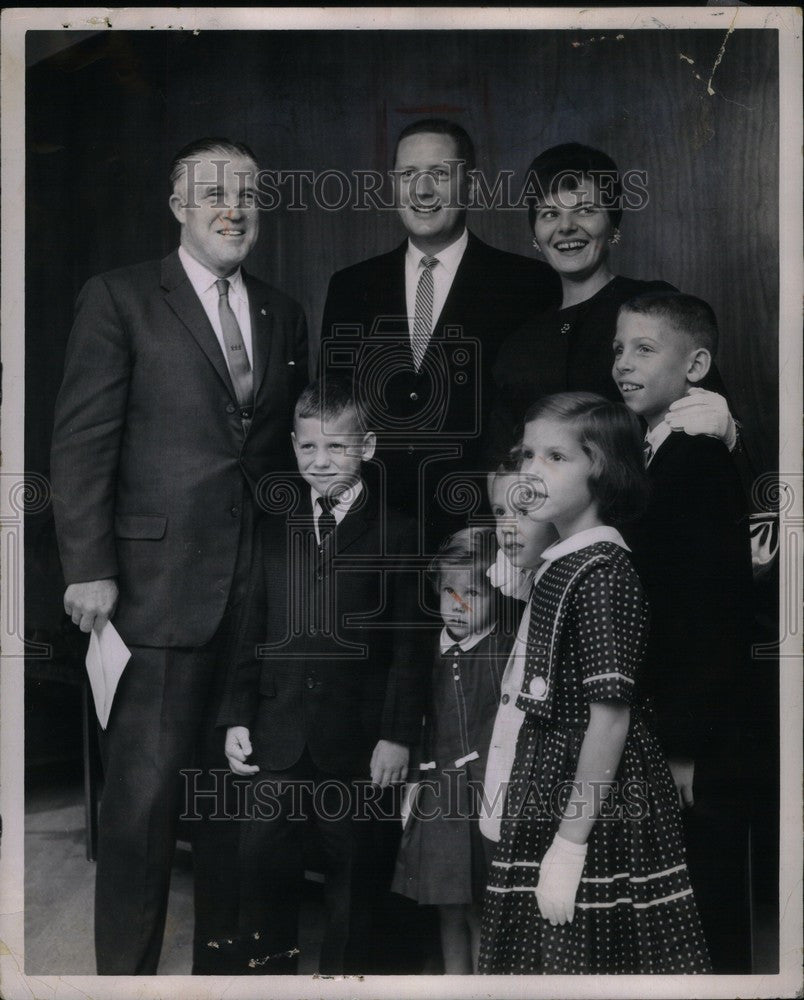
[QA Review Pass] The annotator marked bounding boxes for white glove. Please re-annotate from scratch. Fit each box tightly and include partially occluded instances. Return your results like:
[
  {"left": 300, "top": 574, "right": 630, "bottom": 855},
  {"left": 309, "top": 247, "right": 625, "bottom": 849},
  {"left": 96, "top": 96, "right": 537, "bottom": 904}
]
[
  {"left": 535, "top": 833, "right": 587, "bottom": 925},
  {"left": 665, "top": 388, "right": 737, "bottom": 451},
  {"left": 487, "top": 547, "right": 534, "bottom": 602}
]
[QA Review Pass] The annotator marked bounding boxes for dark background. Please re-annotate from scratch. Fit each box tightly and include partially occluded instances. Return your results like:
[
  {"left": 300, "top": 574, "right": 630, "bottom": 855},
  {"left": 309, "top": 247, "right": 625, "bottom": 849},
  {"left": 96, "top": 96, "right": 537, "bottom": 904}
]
[{"left": 23, "top": 29, "right": 780, "bottom": 933}]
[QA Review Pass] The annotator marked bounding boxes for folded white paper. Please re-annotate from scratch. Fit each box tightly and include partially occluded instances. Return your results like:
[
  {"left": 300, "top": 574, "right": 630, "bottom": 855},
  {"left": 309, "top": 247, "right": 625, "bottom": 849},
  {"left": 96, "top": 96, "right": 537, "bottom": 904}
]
[{"left": 85, "top": 621, "right": 131, "bottom": 729}]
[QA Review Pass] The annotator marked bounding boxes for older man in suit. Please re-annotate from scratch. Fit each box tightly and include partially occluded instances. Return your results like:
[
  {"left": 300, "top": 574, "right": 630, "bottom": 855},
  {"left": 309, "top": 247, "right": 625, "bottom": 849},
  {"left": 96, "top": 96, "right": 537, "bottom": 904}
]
[
  {"left": 320, "top": 118, "right": 560, "bottom": 545},
  {"left": 51, "top": 137, "right": 308, "bottom": 975}
]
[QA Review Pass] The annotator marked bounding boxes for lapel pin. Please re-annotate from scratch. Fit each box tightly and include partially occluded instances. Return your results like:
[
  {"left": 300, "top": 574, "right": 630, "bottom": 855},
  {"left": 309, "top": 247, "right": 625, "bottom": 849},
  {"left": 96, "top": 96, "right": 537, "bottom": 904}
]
[{"left": 261, "top": 308, "right": 267, "bottom": 316}]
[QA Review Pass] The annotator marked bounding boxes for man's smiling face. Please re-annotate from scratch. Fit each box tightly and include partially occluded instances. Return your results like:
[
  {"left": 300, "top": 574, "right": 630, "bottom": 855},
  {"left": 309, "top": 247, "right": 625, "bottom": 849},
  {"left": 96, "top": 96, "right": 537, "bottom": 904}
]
[
  {"left": 169, "top": 150, "right": 259, "bottom": 277},
  {"left": 393, "top": 132, "right": 468, "bottom": 254}
]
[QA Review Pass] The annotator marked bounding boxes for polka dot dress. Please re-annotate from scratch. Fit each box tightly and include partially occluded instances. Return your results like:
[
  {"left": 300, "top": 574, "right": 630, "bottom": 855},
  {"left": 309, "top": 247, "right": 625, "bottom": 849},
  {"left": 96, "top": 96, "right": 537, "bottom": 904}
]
[{"left": 479, "top": 542, "right": 711, "bottom": 974}]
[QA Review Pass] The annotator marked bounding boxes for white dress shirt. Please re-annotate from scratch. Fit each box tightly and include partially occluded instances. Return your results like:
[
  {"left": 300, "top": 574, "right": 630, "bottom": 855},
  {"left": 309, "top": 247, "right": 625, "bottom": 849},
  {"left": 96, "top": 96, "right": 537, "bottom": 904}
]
[
  {"left": 310, "top": 480, "right": 364, "bottom": 545},
  {"left": 644, "top": 419, "right": 673, "bottom": 466},
  {"left": 404, "top": 228, "right": 469, "bottom": 342},
  {"left": 178, "top": 246, "right": 254, "bottom": 367}
]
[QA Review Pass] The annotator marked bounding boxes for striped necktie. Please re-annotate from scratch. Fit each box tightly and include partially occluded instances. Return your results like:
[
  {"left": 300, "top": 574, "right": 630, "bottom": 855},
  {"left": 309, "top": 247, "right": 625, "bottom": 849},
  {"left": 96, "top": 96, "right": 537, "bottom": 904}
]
[
  {"left": 215, "top": 278, "right": 253, "bottom": 413},
  {"left": 411, "top": 255, "right": 438, "bottom": 371}
]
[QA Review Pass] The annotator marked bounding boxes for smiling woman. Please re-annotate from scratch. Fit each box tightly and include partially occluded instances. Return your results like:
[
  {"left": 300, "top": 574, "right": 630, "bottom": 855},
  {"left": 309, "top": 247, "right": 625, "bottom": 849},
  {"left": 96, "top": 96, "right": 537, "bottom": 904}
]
[{"left": 482, "top": 142, "right": 732, "bottom": 464}]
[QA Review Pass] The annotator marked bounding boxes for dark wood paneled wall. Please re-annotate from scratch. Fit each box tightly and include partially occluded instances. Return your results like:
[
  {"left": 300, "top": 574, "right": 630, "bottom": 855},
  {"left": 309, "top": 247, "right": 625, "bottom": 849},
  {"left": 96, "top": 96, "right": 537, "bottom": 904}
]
[{"left": 25, "top": 27, "right": 779, "bottom": 628}]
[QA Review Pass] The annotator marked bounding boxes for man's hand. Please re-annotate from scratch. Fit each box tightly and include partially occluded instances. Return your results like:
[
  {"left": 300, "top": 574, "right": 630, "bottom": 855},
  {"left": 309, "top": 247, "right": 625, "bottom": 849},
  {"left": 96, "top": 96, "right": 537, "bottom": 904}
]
[
  {"left": 668, "top": 756, "right": 695, "bottom": 810},
  {"left": 370, "top": 739, "right": 409, "bottom": 787},
  {"left": 225, "top": 726, "right": 260, "bottom": 775},
  {"left": 665, "top": 388, "right": 737, "bottom": 450},
  {"left": 64, "top": 578, "right": 119, "bottom": 633}
]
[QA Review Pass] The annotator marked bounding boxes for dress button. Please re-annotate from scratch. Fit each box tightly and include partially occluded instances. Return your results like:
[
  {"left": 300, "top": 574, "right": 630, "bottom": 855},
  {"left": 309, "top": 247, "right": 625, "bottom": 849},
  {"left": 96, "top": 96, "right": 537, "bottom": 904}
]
[
  {"left": 226, "top": 402, "right": 236, "bottom": 414},
  {"left": 501, "top": 693, "right": 510, "bottom": 705},
  {"left": 409, "top": 391, "right": 419, "bottom": 402},
  {"left": 240, "top": 407, "right": 252, "bottom": 419},
  {"left": 230, "top": 505, "right": 240, "bottom": 517},
  {"left": 306, "top": 677, "right": 315, "bottom": 689},
  {"left": 529, "top": 676, "right": 547, "bottom": 698}
]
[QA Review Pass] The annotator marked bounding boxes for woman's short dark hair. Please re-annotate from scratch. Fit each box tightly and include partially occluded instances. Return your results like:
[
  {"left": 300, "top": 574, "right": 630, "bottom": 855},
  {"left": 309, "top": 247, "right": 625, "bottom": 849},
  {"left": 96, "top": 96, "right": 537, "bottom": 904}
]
[
  {"left": 524, "top": 142, "right": 623, "bottom": 232},
  {"left": 523, "top": 392, "right": 648, "bottom": 525}
]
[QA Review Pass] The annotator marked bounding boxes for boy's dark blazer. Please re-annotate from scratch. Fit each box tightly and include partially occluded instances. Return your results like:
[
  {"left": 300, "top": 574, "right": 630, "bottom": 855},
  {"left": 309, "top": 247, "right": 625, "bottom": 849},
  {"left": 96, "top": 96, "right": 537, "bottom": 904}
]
[
  {"left": 623, "top": 432, "right": 753, "bottom": 761},
  {"left": 319, "top": 233, "right": 560, "bottom": 530},
  {"left": 218, "top": 479, "right": 429, "bottom": 776}
]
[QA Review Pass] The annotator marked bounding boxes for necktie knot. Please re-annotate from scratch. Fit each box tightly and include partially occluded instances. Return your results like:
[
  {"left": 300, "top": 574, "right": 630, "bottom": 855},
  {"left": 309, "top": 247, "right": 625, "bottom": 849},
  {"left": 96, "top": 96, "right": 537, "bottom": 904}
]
[
  {"left": 317, "top": 494, "right": 338, "bottom": 515},
  {"left": 215, "top": 277, "right": 231, "bottom": 299},
  {"left": 420, "top": 255, "right": 438, "bottom": 270}
]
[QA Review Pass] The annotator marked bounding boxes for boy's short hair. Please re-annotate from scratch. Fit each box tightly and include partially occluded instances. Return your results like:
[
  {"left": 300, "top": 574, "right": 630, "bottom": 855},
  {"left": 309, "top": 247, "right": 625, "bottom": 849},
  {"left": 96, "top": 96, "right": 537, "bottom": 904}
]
[
  {"left": 294, "top": 376, "right": 367, "bottom": 431},
  {"left": 428, "top": 526, "right": 498, "bottom": 592},
  {"left": 619, "top": 291, "right": 719, "bottom": 356},
  {"left": 523, "top": 392, "right": 649, "bottom": 524}
]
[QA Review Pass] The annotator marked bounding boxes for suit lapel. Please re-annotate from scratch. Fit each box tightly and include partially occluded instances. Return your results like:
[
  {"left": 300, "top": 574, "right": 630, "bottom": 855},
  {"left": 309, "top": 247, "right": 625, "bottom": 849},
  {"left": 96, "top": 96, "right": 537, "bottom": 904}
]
[
  {"left": 432, "top": 230, "right": 479, "bottom": 333},
  {"left": 160, "top": 251, "right": 238, "bottom": 402},
  {"left": 243, "top": 270, "right": 273, "bottom": 402}
]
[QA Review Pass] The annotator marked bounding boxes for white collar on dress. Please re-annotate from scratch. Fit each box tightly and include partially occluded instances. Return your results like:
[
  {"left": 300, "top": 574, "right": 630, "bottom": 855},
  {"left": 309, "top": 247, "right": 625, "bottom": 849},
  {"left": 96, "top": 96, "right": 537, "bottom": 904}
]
[
  {"left": 540, "top": 525, "right": 630, "bottom": 564},
  {"left": 439, "top": 620, "right": 496, "bottom": 654}
]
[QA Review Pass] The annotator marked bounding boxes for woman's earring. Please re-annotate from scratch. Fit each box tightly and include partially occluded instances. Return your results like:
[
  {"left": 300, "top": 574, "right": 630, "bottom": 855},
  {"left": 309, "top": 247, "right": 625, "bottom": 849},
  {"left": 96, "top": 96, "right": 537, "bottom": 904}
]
[
  {"left": 532, "top": 238, "right": 542, "bottom": 253},
  {"left": 609, "top": 228, "right": 621, "bottom": 246}
]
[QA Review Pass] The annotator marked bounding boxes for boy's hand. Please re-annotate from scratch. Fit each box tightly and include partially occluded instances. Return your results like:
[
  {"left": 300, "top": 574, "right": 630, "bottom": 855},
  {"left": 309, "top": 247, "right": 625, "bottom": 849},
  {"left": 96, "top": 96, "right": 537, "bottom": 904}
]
[
  {"left": 665, "top": 388, "right": 737, "bottom": 450},
  {"left": 225, "top": 726, "right": 259, "bottom": 775},
  {"left": 668, "top": 756, "right": 695, "bottom": 809},
  {"left": 370, "top": 740, "right": 409, "bottom": 787}
]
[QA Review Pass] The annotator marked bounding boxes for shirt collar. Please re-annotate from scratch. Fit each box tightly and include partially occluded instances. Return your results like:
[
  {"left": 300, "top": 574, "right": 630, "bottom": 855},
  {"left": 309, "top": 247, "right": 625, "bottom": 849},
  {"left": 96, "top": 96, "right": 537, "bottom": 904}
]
[
  {"left": 539, "top": 525, "right": 630, "bottom": 564},
  {"left": 178, "top": 245, "right": 245, "bottom": 299},
  {"left": 309, "top": 479, "right": 364, "bottom": 518},
  {"left": 440, "top": 619, "right": 495, "bottom": 654},
  {"left": 406, "top": 228, "right": 468, "bottom": 276},
  {"left": 645, "top": 419, "right": 673, "bottom": 459}
]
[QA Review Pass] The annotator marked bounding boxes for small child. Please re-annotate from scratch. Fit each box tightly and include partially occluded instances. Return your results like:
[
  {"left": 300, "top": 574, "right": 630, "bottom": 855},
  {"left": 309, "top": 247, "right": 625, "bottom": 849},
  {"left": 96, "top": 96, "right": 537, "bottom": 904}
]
[
  {"left": 613, "top": 291, "right": 753, "bottom": 972},
  {"left": 218, "top": 377, "right": 427, "bottom": 975},
  {"left": 479, "top": 392, "right": 711, "bottom": 974},
  {"left": 392, "top": 526, "right": 514, "bottom": 974}
]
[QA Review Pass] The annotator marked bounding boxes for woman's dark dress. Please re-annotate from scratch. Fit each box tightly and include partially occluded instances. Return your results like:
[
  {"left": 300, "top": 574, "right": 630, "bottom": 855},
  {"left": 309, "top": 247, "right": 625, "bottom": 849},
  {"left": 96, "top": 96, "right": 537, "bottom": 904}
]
[{"left": 483, "top": 275, "right": 729, "bottom": 462}]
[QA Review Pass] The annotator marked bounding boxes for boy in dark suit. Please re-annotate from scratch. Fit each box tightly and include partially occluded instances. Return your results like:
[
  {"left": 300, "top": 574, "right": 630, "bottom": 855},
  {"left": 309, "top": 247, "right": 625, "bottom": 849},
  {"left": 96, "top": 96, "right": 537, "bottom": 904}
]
[
  {"left": 218, "top": 376, "right": 427, "bottom": 974},
  {"left": 613, "top": 291, "right": 754, "bottom": 972}
]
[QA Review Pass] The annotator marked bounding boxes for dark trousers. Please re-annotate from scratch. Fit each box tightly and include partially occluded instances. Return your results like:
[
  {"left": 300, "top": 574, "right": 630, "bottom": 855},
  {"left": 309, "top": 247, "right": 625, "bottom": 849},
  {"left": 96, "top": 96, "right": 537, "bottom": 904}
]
[
  {"left": 94, "top": 502, "right": 253, "bottom": 975},
  {"left": 237, "top": 748, "right": 368, "bottom": 975}
]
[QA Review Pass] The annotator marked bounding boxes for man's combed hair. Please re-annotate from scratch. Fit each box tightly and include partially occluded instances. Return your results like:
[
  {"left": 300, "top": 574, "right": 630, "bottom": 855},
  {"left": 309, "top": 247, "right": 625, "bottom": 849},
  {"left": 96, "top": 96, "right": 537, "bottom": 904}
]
[
  {"left": 169, "top": 137, "right": 258, "bottom": 190},
  {"left": 619, "top": 290, "right": 719, "bottom": 357},
  {"left": 428, "top": 526, "right": 498, "bottom": 591},
  {"left": 295, "top": 376, "right": 367, "bottom": 429},
  {"left": 394, "top": 118, "right": 476, "bottom": 172},
  {"left": 523, "top": 392, "right": 649, "bottom": 525}
]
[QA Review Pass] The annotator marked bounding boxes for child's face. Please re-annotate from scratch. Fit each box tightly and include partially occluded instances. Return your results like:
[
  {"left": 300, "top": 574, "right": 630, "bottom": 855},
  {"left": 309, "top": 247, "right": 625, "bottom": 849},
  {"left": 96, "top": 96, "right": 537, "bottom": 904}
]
[
  {"left": 438, "top": 566, "right": 494, "bottom": 641},
  {"left": 519, "top": 417, "right": 600, "bottom": 539},
  {"left": 490, "top": 473, "right": 556, "bottom": 568},
  {"left": 292, "top": 408, "right": 376, "bottom": 498},
  {"left": 612, "top": 311, "right": 701, "bottom": 430}
]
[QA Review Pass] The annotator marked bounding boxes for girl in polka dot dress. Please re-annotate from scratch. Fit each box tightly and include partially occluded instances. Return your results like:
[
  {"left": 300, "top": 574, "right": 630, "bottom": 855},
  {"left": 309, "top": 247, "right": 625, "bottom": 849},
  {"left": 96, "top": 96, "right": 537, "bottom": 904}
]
[{"left": 479, "top": 392, "right": 711, "bottom": 975}]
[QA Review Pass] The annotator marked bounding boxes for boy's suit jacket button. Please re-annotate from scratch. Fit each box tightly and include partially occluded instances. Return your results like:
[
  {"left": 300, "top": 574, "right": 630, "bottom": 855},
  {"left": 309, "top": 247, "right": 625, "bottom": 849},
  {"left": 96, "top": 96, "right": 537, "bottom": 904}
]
[
  {"left": 230, "top": 505, "right": 240, "bottom": 517},
  {"left": 306, "top": 676, "right": 316, "bottom": 689},
  {"left": 407, "top": 445, "right": 414, "bottom": 454},
  {"left": 409, "top": 391, "right": 419, "bottom": 401},
  {"left": 501, "top": 693, "right": 510, "bottom": 705},
  {"left": 226, "top": 402, "right": 236, "bottom": 414}
]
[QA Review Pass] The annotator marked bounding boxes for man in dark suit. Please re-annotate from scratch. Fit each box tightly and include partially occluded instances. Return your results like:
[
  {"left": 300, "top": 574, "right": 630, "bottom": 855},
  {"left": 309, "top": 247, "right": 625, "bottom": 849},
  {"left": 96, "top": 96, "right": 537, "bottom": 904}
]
[
  {"left": 220, "top": 378, "right": 427, "bottom": 974},
  {"left": 50, "top": 137, "right": 308, "bottom": 975},
  {"left": 320, "top": 118, "right": 560, "bottom": 546}
]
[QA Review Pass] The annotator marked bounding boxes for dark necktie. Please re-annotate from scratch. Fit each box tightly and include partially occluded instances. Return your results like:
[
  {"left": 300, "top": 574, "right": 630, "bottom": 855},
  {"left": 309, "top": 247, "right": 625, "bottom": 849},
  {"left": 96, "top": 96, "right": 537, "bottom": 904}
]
[
  {"left": 215, "top": 278, "right": 253, "bottom": 412},
  {"left": 643, "top": 440, "right": 653, "bottom": 468},
  {"left": 317, "top": 494, "right": 337, "bottom": 547},
  {"left": 411, "top": 255, "right": 438, "bottom": 371}
]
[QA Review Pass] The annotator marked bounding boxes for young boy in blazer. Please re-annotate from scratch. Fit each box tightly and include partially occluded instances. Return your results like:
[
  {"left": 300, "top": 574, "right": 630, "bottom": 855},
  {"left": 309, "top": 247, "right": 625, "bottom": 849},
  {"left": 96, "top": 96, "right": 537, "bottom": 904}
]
[
  {"left": 613, "top": 291, "right": 754, "bottom": 973},
  {"left": 218, "top": 376, "right": 428, "bottom": 974}
]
